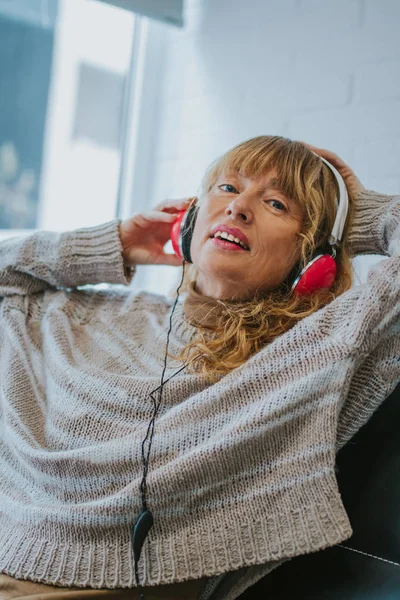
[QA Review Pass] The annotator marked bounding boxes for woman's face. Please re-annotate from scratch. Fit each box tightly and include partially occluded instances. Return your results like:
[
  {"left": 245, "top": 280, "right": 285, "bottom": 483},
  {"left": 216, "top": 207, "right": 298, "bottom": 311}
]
[{"left": 190, "top": 168, "right": 304, "bottom": 300}]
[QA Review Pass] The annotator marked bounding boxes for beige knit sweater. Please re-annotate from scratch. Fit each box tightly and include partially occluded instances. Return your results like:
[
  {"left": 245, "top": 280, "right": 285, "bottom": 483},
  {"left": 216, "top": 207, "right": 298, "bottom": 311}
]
[{"left": 0, "top": 189, "right": 399, "bottom": 600}]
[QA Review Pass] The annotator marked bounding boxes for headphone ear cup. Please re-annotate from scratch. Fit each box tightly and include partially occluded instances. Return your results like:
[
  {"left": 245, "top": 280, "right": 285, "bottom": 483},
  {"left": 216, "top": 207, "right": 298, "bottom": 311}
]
[
  {"left": 180, "top": 205, "right": 199, "bottom": 263},
  {"left": 291, "top": 253, "right": 337, "bottom": 295}
]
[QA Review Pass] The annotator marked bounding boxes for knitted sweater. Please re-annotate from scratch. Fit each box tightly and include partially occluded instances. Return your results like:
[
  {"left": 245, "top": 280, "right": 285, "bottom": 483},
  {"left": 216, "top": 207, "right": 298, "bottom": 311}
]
[{"left": 0, "top": 189, "right": 399, "bottom": 600}]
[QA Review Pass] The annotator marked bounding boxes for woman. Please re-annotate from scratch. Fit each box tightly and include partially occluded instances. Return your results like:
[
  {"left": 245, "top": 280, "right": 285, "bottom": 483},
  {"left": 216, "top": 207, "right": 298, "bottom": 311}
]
[{"left": 0, "top": 136, "right": 398, "bottom": 600}]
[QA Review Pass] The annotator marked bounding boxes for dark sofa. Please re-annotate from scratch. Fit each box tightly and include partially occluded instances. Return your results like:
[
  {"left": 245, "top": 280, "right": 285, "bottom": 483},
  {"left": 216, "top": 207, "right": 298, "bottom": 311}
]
[{"left": 239, "top": 380, "right": 400, "bottom": 599}]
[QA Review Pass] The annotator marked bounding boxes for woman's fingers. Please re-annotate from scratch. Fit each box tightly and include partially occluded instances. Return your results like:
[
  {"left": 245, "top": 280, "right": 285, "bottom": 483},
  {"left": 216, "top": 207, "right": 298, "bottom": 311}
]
[
  {"left": 301, "top": 142, "right": 347, "bottom": 169},
  {"left": 300, "top": 141, "right": 364, "bottom": 196},
  {"left": 120, "top": 201, "right": 196, "bottom": 266},
  {"left": 132, "top": 210, "right": 179, "bottom": 227},
  {"left": 153, "top": 197, "right": 195, "bottom": 213}
]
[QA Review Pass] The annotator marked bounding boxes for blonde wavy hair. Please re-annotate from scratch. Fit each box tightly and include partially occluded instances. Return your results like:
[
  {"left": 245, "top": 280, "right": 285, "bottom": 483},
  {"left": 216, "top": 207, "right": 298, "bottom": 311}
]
[{"left": 167, "top": 135, "right": 356, "bottom": 383}]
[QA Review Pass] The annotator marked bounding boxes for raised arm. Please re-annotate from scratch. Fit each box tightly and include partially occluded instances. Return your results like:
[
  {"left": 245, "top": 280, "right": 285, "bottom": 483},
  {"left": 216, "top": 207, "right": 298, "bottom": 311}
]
[
  {"left": 0, "top": 219, "right": 135, "bottom": 297},
  {"left": 321, "top": 188, "right": 399, "bottom": 354},
  {"left": 298, "top": 146, "right": 400, "bottom": 448},
  {"left": 332, "top": 188, "right": 400, "bottom": 449}
]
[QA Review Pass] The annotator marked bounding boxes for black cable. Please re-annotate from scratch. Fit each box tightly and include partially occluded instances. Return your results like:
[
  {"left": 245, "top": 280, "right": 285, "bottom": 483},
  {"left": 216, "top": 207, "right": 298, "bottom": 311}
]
[{"left": 132, "top": 261, "right": 187, "bottom": 598}]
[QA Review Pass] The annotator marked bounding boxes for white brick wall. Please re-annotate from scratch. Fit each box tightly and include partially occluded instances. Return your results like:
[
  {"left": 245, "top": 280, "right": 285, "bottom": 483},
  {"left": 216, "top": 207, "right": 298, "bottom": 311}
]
[{"left": 136, "top": 0, "right": 400, "bottom": 295}]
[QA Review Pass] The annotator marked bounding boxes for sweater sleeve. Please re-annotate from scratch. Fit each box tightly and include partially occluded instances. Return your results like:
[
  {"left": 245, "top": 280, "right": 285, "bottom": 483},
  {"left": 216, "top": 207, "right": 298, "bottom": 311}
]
[
  {"left": 0, "top": 219, "right": 135, "bottom": 297},
  {"left": 346, "top": 188, "right": 398, "bottom": 257},
  {"left": 321, "top": 190, "right": 400, "bottom": 450},
  {"left": 318, "top": 190, "right": 399, "bottom": 353}
]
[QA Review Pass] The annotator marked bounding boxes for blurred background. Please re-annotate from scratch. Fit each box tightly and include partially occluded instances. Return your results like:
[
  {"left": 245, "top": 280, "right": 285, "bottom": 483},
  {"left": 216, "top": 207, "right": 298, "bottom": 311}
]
[{"left": 0, "top": 0, "right": 399, "bottom": 296}]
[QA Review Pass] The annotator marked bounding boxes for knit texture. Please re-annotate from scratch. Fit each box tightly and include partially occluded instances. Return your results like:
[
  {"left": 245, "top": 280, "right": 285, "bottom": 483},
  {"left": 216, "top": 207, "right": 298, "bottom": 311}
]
[{"left": 0, "top": 190, "right": 399, "bottom": 600}]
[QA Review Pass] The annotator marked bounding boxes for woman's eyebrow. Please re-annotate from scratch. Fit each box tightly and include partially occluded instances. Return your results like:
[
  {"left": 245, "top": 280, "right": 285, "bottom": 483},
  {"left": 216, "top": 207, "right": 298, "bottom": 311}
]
[
  {"left": 262, "top": 177, "right": 286, "bottom": 193},
  {"left": 224, "top": 172, "right": 285, "bottom": 193}
]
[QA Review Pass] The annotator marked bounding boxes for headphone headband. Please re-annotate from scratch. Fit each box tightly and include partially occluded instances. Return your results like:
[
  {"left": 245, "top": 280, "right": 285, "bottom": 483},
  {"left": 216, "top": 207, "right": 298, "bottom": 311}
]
[{"left": 313, "top": 153, "right": 349, "bottom": 246}]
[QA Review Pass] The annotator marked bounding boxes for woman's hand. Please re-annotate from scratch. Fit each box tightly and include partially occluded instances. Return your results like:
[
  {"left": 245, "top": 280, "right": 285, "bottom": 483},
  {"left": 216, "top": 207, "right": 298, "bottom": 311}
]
[
  {"left": 301, "top": 142, "right": 365, "bottom": 198},
  {"left": 119, "top": 197, "right": 195, "bottom": 267}
]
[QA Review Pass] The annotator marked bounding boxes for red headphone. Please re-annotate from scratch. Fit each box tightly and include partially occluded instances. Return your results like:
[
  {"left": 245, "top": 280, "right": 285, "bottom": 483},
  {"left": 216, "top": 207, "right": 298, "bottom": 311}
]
[{"left": 171, "top": 155, "right": 349, "bottom": 295}]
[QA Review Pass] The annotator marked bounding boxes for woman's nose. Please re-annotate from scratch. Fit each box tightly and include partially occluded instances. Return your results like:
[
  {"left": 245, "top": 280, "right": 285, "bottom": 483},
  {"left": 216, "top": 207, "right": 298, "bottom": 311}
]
[{"left": 224, "top": 194, "right": 254, "bottom": 222}]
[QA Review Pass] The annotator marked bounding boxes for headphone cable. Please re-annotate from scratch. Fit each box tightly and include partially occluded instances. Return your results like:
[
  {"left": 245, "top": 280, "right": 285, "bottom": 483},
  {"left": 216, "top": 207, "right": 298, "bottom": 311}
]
[{"left": 132, "top": 261, "right": 187, "bottom": 598}]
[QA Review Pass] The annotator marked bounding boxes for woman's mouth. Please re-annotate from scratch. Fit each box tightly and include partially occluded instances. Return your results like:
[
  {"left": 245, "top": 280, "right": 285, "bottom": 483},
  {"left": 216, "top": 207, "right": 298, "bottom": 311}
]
[{"left": 210, "top": 237, "right": 249, "bottom": 251}]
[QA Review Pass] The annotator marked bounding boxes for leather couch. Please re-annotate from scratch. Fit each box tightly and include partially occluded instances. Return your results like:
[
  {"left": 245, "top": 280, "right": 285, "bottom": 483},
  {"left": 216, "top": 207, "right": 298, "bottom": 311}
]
[{"left": 239, "top": 380, "right": 400, "bottom": 599}]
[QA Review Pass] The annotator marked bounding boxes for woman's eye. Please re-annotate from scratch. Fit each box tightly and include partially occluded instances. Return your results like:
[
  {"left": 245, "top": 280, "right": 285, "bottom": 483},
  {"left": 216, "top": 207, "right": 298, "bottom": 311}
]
[
  {"left": 267, "top": 199, "right": 286, "bottom": 211},
  {"left": 219, "top": 184, "right": 237, "bottom": 193}
]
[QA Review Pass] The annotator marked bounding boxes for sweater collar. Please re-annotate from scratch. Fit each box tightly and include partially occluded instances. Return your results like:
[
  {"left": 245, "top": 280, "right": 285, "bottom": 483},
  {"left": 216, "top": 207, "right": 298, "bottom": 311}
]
[
  {"left": 171, "top": 281, "right": 242, "bottom": 346},
  {"left": 181, "top": 280, "right": 224, "bottom": 329}
]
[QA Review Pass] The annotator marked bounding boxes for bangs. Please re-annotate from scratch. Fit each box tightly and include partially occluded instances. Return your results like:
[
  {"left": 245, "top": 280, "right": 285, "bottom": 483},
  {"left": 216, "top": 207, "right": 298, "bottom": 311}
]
[{"left": 204, "top": 135, "right": 325, "bottom": 206}]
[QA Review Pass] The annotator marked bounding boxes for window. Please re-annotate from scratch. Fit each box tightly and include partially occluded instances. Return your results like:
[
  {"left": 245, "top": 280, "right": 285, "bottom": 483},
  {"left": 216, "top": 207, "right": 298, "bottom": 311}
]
[{"left": 0, "top": 0, "right": 135, "bottom": 239}]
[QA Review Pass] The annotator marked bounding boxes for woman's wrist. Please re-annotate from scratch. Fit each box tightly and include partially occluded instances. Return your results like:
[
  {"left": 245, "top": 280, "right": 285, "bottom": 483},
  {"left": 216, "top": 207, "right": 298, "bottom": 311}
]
[
  {"left": 123, "top": 262, "right": 136, "bottom": 281},
  {"left": 117, "top": 220, "right": 136, "bottom": 279},
  {"left": 118, "top": 222, "right": 130, "bottom": 262}
]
